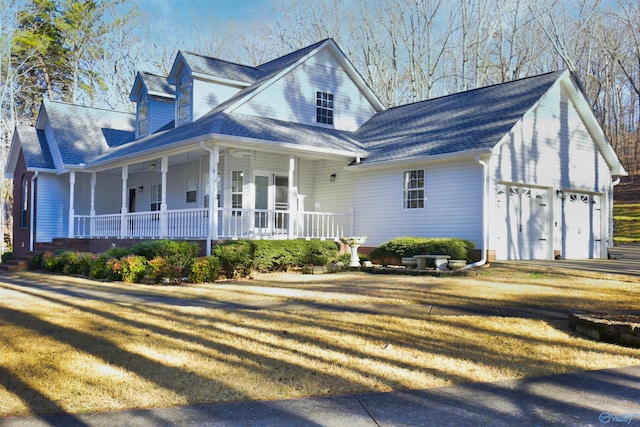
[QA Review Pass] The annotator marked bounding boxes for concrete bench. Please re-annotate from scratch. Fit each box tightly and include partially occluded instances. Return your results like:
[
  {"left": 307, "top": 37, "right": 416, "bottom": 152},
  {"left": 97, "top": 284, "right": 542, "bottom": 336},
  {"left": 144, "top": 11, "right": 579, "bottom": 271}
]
[
  {"left": 414, "top": 254, "right": 451, "bottom": 271},
  {"left": 401, "top": 257, "right": 418, "bottom": 269}
]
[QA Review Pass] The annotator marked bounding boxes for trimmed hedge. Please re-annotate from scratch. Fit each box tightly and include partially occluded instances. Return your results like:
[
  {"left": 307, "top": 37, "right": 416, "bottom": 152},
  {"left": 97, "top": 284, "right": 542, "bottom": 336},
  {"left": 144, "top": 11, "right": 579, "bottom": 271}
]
[
  {"left": 369, "top": 237, "right": 475, "bottom": 265},
  {"left": 213, "top": 239, "right": 340, "bottom": 277},
  {"left": 251, "top": 240, "right": 339, "bottom": 272}
]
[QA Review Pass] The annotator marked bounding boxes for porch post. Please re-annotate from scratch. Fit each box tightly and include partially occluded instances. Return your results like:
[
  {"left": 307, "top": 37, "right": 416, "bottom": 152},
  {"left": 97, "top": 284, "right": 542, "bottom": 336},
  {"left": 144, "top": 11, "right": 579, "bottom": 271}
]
[
  {"left": 208, "top": 145, "right": 219, "bottom": 256},
  {"left": 90, "top": 172, "right": 96, "bottom": 237},
  {"left": 160, "top": 156, "right": 168, "bottom": 238},
  {"left": 120, "top": 165, "right": 128, "bottom": 238},
  {"left": 68, "top": 171, "right": 75, "bottom": 238},
  {"left": 287, "top": 155, "right": 295, "bottom": 239}
]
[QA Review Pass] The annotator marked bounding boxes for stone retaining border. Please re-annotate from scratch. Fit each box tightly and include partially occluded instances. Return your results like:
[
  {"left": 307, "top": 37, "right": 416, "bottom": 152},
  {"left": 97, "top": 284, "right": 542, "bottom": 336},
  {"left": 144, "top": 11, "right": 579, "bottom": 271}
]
[{"left": 569, "top": 311, "right": 640, "bottom": 348}]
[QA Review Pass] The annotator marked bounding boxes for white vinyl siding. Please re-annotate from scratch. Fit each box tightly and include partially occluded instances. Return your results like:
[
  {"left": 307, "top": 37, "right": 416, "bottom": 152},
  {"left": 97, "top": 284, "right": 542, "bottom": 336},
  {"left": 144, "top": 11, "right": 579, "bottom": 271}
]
[
  {"left": 192, "top": 79, "right": 242, "bottom": 121},
  {"left": 236, "top": 49, "right": 376, "bottom": 131},
  {"left": 313, "top": 159, "right": 483, "bottom": 248},
  {"left": 35, "top": 173, "right": 68, "bottom": 242},
  {"left": 493, "top": 83, "right": 611, "bottom": 192}
]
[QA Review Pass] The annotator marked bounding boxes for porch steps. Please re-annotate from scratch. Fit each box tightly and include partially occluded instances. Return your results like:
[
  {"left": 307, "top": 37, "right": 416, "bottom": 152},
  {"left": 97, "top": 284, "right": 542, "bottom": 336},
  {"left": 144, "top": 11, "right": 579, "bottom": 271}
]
[{"left": 0, "top": 254, "right": 36, "bottom": 272}]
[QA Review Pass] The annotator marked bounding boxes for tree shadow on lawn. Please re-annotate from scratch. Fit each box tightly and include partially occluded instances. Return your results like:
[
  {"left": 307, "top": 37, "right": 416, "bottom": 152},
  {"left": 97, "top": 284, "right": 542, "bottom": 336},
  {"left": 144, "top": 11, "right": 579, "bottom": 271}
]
[{"left": 1, "top": 273, "right": 639, "bottom": 422}]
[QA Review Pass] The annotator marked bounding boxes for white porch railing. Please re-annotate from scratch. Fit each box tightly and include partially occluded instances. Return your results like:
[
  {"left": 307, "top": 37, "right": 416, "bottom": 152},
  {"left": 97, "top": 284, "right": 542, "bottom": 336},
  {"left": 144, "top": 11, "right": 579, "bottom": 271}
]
[{"left": 74, "top": 208, "right": 352, "bottom": 241}]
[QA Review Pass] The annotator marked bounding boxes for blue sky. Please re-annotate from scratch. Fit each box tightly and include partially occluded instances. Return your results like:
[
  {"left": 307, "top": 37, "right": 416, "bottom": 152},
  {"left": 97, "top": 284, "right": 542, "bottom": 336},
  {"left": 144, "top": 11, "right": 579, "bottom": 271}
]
[{"left": 136, "top": 0, "right": 272, "bottom": 22}]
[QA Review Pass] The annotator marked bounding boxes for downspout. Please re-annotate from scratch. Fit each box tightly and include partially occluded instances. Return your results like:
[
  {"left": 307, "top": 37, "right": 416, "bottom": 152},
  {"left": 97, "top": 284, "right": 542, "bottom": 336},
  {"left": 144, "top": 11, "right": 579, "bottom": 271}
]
[
  {"left": 462, "top": 156, "right": 488, "bottom": 269},
  {"left": 29, "top": 171, "right": 38, "bottom": 252},
  {"left": 610, "top": 177, "right": 621, "bottom": 255}
]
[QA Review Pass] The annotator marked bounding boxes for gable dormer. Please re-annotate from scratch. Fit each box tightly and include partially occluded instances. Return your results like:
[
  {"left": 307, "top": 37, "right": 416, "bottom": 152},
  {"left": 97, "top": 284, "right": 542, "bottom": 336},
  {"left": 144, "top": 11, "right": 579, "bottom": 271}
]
[
  {"left": 229, "top": 39, "right": 384, "bottom": 132},
  {"left": 129, "top": 72, "right": 175, "bottom": 138},
  {"left": 167, "top": 51, "right": 258, "bottom": 126}
]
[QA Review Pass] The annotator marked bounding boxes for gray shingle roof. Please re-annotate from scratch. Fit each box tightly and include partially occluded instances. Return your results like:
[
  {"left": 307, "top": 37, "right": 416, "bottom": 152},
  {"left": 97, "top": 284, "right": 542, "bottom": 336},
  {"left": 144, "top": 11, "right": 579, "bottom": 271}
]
[
  {"left": 43, "top": 100, "right": 135, "bottom": 165},
  {"left": 356, "top": 70, "right": 565, "bottom": 164},
  {"left": 180, "top": 51, "right": 262, "bottom": 83},
  {"left": 141, "top": 72, "right": 175, "bottom": 97},
  {"left": 91, "top": 111, "right": 365, "bottom": 165},
  {"left": 17, "top": 126, "right": 54, "bottom": 170}
]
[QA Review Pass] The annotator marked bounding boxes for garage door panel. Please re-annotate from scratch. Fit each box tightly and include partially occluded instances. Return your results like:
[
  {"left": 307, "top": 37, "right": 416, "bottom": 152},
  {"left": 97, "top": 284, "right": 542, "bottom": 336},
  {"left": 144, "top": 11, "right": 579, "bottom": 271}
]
[
  {"left": 496, "top": 185, "right": 550, "bottom": 260},
  {"left": 562, "top": 192, "right": 601, "bottom": 259}
]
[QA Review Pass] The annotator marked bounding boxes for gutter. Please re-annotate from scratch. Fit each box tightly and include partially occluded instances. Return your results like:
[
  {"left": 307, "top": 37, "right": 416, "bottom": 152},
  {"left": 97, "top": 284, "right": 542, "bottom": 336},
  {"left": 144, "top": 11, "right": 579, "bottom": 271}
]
[{"left": 462, "top": 156, "right": 488, "bottom": 269}]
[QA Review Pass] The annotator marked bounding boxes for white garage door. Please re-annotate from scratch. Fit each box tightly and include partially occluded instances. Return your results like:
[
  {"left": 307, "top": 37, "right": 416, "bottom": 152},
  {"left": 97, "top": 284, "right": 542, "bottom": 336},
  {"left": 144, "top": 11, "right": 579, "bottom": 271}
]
[
  {"left": 562, "top": 192, "right": 601, "bottom": 259},
  {"left": 496, "top": 185, "right": 550, "bottom": 260}
]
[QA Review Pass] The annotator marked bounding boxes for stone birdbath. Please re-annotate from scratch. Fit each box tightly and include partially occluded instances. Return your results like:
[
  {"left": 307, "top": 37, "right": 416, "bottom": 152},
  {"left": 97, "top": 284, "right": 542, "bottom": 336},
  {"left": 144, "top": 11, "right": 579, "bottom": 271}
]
[{"left": 341, "top": 236, "right": 367, "bottom": 268}]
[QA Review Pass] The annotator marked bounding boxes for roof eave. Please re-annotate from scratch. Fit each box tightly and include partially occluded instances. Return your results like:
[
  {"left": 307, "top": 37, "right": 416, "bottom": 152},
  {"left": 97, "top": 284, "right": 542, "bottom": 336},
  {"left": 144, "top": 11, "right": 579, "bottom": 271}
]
[{"left": 349, "top": 148, "right": 492, "bottom": 169}]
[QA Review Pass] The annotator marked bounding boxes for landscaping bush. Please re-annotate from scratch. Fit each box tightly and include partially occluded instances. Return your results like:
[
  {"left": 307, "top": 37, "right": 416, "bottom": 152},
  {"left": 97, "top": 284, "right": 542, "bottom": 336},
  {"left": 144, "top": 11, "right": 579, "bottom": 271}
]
[
  {"left": 213, "top": 240, "right": 254, "bottom": 279},
  {"left": 89, "top": 254, "right": 111, "bottom": 279},
  {"left": 1, "top": 252, "right": 13, "bottom": 264},
  {"left": 189, "top": 256, "right": 220, "bottom": 283},
  {"left": 132, "top": 240, "right": 198, "bottom": 279},
  {"left": 251, "top": 240, "right": 340, "bottom": 272},
  {"left": 369, "top": 237, "right": 475, "bottom": 265},
  {"left": 62, "top": 252, "right": 96, "bottom": 276},
  {"left": 119, "top": 255, "right": 148, "bottom": 283},
  {"left": 42, "top": 251, "right": 66, "bottom": 272}
]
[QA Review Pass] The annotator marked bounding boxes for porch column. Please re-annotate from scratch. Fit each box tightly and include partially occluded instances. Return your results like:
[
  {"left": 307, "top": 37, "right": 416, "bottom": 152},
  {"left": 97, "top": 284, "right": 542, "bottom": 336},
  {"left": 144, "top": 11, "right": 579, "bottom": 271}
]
[
  {"left": 68, "top": 171, "right": 75, "bottom": 238},
  {"left": 287, "top": 155, "right": 295, "bottom": 239},
  {"left": 160, "top": 156, "right": 168, "bottom": 238},
  {"left": 120, "top": 165, "right": 128, "bottom": 238},
  {"left": 90, "top": 172, "right": 96, "bottom": 237},
  {"left": 208, "top": 145, "right": 219, "bottom": 255}
]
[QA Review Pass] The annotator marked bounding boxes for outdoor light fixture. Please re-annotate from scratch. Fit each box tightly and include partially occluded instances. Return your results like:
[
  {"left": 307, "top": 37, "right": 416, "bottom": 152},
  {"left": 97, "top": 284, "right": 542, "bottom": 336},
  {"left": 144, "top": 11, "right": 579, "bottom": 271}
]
[
  {"left": 555, "top": 189, "right": 564, "bottom": 199},
  {"left": 148, "top": 162, "right": 157, "bottom": 171},
  {"left": 330, "top": 173, "right": 336, "bottom": 182},
  {"left": 138, "top": 186, "right": 144, "bottom": 193}
]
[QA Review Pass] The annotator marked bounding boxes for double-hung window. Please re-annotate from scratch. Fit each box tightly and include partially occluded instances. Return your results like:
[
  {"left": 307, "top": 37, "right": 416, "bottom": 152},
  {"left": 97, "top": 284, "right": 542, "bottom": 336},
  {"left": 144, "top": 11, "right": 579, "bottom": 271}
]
[
  {"left": 316, "top": 91, "right": 334, "bottom": 125},
  {"left": 231, "top": 171, "right": 243, "bottom": 215},
  {"left": 403, "top": 169, "right": 425, "bottom": 209},
  {"left": 150, "top": 183, "right": 162, "bottom": 211}
]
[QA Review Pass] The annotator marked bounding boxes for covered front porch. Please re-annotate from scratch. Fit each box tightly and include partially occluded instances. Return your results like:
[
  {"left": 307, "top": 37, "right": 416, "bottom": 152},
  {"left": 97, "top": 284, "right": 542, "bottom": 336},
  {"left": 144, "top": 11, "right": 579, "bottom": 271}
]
[
  {"left": 63, "top": 141, "right": 356, "bottom": 253},
  {"left": 73, "top": 207, "right": 352, "bottom": 241}
]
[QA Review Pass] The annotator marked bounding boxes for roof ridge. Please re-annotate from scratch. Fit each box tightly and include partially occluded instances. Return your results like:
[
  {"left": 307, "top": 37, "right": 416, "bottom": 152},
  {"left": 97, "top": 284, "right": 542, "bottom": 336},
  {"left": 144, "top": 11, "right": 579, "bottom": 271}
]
[
  {"left": 140, "top": 71, "right": 170, "bottom": 79},
  {"left": 385, "top": 70, "right": 565, "bottom": 111},
  {"left": 257, "top": 38, "right": 330, "bottom": 70},
  {"left": 180, "top": 50, "right": 259, "bottom": 71}
]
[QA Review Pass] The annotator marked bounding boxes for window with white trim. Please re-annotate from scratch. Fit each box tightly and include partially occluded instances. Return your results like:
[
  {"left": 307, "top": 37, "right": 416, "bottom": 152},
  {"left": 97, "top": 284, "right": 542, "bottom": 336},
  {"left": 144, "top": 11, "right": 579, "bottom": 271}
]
[
  {"left": 150, "top": 183, "right": 162, "bottom": 211},
  {"left": 186, "top": 178, "right": 197, "bottom": 203},
  {"left": 316, "top": 91, "right": 333, "bottom": 125},
  {"left": 231, "top": 171, "right": 243, "bottom": 215},
  {"left": 138, "top": 95, "right": 149, "bottom": 137},
  {"left": 177, "top": 74, "right": 192, "bottom": 126},
  {"left": 403, "top": 169, "right": 425, "bottom": 209}
]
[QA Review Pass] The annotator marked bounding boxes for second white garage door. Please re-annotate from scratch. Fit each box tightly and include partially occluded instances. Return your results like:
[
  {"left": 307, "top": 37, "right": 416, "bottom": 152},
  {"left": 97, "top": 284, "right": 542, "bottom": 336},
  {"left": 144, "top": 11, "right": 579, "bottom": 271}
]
[{"left": 561, "top": 192, "right": 601, "bottom": 259}]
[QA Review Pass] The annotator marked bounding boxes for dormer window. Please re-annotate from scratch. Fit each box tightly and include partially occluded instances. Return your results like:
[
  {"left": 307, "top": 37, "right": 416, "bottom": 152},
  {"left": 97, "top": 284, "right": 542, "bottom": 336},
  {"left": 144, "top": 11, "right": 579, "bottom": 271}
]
[
  {"left": 177, "top": 74, "right": 192, "bottom": 126},
  {"left": 138, "top": 96, "right": 149, "bottom": 137},
  {"left": 316, "top": 91, "right": 333, "bottom": 125}
]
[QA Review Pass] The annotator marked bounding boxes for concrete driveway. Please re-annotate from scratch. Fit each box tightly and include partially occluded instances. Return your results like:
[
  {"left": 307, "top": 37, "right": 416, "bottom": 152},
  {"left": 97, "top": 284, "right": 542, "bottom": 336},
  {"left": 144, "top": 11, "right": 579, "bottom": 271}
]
[{"left": 500, "top": 245, "right": 640, "bottom": 277}]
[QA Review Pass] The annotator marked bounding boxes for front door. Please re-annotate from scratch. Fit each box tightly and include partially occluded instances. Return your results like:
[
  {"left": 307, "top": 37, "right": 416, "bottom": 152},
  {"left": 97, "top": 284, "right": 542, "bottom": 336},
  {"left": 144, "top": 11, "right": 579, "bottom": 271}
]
[{"left": 254, "top": 172, "right": 289, "bottom": 234}]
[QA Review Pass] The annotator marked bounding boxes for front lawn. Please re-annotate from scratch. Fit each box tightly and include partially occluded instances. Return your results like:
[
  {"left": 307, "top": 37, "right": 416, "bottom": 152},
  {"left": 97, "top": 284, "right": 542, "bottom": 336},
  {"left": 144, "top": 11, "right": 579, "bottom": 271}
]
[
  {"left": 0, "top": 268, "right": 638, "bottom": 417},
  {"left": 614, "top": 202, "right": 640, "bottom": 244}
]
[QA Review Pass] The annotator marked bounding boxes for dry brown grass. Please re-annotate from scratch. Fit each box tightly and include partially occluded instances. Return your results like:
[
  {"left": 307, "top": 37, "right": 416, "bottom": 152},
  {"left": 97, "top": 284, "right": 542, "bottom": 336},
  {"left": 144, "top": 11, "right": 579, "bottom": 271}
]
[{"left": 0, "top": 266, "right": 639, "bottom": 417}]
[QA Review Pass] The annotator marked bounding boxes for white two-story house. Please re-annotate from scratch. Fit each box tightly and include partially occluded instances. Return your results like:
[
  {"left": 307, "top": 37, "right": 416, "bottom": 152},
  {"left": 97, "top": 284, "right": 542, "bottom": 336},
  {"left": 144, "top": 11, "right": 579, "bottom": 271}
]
[{"left": 6, "top": 39, "right": 626, "bottom": 260}]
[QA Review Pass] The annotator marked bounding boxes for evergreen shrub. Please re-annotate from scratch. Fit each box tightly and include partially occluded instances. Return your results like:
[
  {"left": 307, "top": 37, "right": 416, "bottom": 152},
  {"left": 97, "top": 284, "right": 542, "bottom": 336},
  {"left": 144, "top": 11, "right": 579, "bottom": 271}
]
[{"left": 369, "top": 237, "right": 475, "bottom": 265}]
